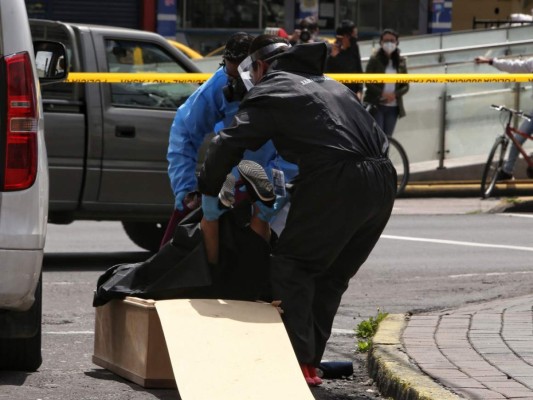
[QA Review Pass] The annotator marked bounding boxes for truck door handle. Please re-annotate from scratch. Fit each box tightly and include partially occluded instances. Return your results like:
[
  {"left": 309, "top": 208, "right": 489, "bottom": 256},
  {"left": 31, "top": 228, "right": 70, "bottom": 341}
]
[{"left": 115, "top": 126, "right": 136, "bottom": 138}]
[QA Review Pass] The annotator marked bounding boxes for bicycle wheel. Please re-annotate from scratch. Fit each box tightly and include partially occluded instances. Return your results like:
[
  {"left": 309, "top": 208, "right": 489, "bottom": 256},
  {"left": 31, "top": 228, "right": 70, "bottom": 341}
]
[
  {"left": 387, "top": 137, "right": 410, "bottom": 196},
  {"left": 480, "top": 136, "right": 508, "bottom": 199}
]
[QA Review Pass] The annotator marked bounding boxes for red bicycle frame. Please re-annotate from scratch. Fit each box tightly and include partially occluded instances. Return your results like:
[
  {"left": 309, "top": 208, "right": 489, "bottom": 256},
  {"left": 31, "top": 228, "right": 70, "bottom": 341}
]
[{"left": 496, "top": 105, "right": 533, "bottom": 168}]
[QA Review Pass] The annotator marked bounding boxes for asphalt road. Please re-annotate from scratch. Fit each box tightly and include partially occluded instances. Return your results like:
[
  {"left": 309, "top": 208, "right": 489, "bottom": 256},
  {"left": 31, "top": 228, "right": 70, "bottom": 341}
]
[{"left": 1, "top": 197, "right": 533, "bottom": 400}]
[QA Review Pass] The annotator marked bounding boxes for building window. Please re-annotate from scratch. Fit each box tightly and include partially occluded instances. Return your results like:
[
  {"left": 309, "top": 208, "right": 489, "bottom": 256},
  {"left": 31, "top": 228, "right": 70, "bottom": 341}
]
[
  {"left": 183, "top": 0, "right": 284, "bottom": 29},
  {"left": 339, "top": 0, "right": 422, "bottom": 38}
]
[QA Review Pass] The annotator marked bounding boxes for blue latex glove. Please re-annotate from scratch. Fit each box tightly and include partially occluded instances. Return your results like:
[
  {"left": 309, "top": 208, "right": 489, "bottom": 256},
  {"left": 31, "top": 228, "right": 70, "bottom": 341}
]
[
  {"left": 255, "top": 194, "right": 290, "bottom": 222},
  {"left": 202, "top": 195, "right": 228, "bottom": 221},
  {"left": 174, "top": 191, "right": 188, "bottom": 211}
]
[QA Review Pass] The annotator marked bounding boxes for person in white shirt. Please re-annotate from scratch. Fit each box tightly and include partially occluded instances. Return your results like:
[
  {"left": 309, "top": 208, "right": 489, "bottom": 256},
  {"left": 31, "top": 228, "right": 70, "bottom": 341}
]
[
  {"left": 475, "top": 55, "right": 533, "bottom": 180},
  {"left": 363, "top": 29, "right": 409, "bottom": 137}
]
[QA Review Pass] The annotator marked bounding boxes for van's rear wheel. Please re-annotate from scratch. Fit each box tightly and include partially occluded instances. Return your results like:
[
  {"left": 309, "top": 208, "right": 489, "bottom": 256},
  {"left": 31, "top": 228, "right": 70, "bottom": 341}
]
[
  {"left": 0, "top": 275, "right": 42, "bottom": 372},
  {"left": 122, "top": 221, "right": 167, "bottom": 252}
]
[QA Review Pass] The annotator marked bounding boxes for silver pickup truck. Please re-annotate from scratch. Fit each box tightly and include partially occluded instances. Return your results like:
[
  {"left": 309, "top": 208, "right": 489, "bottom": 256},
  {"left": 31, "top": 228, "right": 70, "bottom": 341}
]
[{"left": 30, "top": 20, "right": 203, "bottom": 251}]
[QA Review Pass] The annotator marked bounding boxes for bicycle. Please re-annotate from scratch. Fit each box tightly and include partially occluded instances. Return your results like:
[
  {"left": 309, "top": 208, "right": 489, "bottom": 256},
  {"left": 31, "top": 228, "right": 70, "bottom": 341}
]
[
  {"left": 480, "top": 105, "right": 533, "bottom": 199},
  {"left": 387, "top": 136, "right": 410, "bottom": 196},
  {"left": 363, "top": 103, "right": 409, "bottom": 195}
]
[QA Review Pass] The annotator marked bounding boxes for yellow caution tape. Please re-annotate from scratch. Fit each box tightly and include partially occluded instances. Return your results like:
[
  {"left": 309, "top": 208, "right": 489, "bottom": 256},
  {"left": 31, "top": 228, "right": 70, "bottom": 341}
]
[
  {"left": 65, "top": 72, "right": 533, "bottom": 84},
  {"left": 328, "top": 73, "right": 533, "bottom": 84},
  {"left": 65, "top": 72, "right": 211, "bottom": 84}
]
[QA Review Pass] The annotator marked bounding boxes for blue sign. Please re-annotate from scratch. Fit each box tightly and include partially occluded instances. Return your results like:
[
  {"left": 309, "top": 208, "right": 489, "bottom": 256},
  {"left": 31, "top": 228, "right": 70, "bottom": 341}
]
[
  {"left": 430, "top": 0, "right": 452, "bottom": 33},
  {"left": 157, "top": 0, "right": 177, "bottom": 38}
]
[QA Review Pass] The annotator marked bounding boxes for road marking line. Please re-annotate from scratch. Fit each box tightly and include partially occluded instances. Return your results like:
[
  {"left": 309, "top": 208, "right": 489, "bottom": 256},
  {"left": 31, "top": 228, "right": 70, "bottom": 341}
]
[
  {"left": 449, "top": 271, "right": 533, "bottom": 279},
  {"left": 381, "top": 234, "right": 533, "bottom": 252},
  {"left": 500, "top": 213, "right": 533, "bottom": 219},
  {"left": 448, "top": 273, "right": 478, "bottom": 278},
  {"left": 332, "top": 328, "right": 355, "bottom": 335}
]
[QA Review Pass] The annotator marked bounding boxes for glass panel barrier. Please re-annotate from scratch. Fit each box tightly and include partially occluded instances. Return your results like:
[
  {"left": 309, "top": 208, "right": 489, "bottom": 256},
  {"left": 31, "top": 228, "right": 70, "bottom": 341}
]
[
  {"left": 518, "top": 85, "right": 533, "bottom": 157},
  {"left": 445, "top": 90, "right": 515, "bottom": 162},
  {"left": 393, "top": 65, "right": 446, "bottom": 164},
  {"left": 442, "top": 47, "right": 501, "bottom": 65},
  {"left": 402, "top": 53, "right": 443, "bottom": 69},
  {"left": 359, "top": 42, "right": 377, "bottom": 60},
  {"left": 507, "top": 24, "right": 533, "bottom": 41},
  {"left": 442, "top": 29, "right": 507, "bottom": 49},
  {"left": 359, "top": 25, "right": 533, "bottom": 180},
  {"left": 398, "top": 36, "right": 442, "bottom": 54},
  {"left": 508, "top": 43, "right": 533, "bottom": 57}
]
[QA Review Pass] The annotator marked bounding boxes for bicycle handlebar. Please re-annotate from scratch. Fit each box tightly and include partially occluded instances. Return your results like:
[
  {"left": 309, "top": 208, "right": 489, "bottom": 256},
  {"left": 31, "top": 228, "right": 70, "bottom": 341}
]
[{"left": 491, "top": 104, "right": 532, "bottom": 122}]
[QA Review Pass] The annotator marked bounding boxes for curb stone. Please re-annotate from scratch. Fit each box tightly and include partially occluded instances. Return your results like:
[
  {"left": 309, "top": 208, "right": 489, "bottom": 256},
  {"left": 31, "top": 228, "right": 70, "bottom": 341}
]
[{"left": 367, "top": 314, "right": 463, "bottom": 400}]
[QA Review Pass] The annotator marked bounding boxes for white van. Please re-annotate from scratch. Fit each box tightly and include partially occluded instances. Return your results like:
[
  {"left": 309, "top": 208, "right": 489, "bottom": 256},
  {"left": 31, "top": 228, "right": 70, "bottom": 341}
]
[{"left": 0, "top": 0, "right": 67, "bottom": 371}]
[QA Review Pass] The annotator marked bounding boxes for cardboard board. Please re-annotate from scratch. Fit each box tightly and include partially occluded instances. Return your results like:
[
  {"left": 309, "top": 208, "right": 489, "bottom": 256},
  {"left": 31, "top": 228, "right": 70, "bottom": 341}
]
[{"left": 155, "top": 298, "right": 314, "bottom": 400}]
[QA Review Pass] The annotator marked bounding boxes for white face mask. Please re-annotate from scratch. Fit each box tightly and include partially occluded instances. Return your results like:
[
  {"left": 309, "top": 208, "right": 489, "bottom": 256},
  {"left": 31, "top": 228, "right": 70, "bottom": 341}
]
[{"left": 382, "top": 42, "right": 397, "bottom": 54}]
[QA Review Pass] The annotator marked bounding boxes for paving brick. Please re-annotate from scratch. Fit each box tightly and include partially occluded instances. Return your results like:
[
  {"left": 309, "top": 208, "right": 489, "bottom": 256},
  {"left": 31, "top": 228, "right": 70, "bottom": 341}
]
[
  {"left": 438, "top": 377, "right": 486, "bottom": 389},
  {"left": 455, "top": 387, "right": 506, "bottom": 399},
  {"left": 373, "top": 296, "right": 533, "bottom": 400}
]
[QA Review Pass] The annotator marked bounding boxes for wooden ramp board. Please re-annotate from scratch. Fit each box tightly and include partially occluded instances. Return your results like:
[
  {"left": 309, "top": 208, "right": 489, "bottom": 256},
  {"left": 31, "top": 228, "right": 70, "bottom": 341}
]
[{"left": 155, "top": 299, "right": 315, "bottom": 400}]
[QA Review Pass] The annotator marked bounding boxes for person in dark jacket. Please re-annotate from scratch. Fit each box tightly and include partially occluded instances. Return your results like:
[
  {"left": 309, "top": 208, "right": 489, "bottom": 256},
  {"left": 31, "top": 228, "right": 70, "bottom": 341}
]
[
  {"left": 290, "top": 16, "right": 321, "bottom": 45},
  {"left": 364, "top": 28, "right": 409, "bottom": 137},
  {"left": 325, "top": 19, "right": 363, "bottom": 98},
  {"left": 197, "top": 34, "right": 397, "bottom": 387}
]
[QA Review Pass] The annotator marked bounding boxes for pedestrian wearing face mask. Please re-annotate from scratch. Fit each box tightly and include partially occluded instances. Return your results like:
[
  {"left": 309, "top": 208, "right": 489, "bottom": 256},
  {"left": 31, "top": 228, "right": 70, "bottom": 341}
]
[
  {"left": 364, "top": 28, "right": 409, "bottom": 137},
  {"left": 325, "top": 19, "right": 363, "bottom": 99}
]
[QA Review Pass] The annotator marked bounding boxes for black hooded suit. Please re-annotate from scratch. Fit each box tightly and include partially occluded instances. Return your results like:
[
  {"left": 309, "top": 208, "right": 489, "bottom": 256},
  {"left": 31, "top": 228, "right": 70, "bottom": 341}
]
[{"left": 198, "top": 42, "right": 397, "bottom": 365}]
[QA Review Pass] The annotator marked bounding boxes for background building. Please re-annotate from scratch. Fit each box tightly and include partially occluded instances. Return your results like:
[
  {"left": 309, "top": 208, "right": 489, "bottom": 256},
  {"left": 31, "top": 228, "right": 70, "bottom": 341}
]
[
  {"left": 453, "top": 0, "right": 533, "bottom": 30},
  {"left": 25, "top": 0, "right": 157, "bottom": 31},
  {"left": 174, "top": 0, "right": 429, "bottom": 53},
  {"left": 25, "top": 0, "right": 533, "bottom": 55}
]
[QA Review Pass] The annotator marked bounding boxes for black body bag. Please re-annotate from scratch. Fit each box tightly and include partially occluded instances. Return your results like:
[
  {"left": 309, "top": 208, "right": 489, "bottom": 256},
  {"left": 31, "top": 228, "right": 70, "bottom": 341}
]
[{"left": 93, "top": 202, "right": 272, "bottom": 307}]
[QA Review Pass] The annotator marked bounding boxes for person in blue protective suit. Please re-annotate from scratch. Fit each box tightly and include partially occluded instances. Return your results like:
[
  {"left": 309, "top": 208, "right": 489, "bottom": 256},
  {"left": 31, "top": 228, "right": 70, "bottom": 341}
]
[
  {"left": 197, "top": 34, "right": 396, "bottom": 387},
  {"left": 161, "top": 32, "right": 298, "bottom": 248}
]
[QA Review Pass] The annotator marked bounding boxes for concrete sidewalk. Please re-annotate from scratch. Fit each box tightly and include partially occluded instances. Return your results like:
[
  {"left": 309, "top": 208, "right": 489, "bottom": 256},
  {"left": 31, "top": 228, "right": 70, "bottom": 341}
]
[
  {"left": 370, "top": 296, "right": 533, "bottom": 400},
  {"left": 368, "top": 197, "right": 533, "bottom": 400}
]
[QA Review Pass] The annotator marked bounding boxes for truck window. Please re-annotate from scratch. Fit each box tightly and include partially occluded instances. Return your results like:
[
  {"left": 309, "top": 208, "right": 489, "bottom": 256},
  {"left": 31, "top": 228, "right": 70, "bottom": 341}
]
[
  {"left": 30, "top": 22, "right": 81, "bottom": 103},
  {"left": 105, "top": 39, "right": 198, "bottom": 110}
]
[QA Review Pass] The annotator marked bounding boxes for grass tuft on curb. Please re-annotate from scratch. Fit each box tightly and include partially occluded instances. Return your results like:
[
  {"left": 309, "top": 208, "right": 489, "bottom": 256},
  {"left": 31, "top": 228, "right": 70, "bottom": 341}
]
[{"left": 356, "top": 308, "right": 389, "bottom": 352}]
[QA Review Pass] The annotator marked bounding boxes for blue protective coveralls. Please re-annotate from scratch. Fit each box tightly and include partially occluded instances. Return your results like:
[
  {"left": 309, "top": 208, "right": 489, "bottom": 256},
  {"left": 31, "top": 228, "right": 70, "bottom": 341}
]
[{"left": 167, "top": 67, "right": 297, "bottom": 198}]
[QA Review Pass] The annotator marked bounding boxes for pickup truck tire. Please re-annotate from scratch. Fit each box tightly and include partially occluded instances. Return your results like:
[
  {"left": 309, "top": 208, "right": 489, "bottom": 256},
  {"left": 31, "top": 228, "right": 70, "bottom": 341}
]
[
  {"left": 122, "top": 221, "right": 167, "bottom": 252},
  {"left": 0, "top": 275, "right": 42, "bottom": 372}
]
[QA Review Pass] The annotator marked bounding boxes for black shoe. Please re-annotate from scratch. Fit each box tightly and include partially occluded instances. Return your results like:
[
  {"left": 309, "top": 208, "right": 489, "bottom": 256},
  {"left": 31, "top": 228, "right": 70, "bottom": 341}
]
[
  {"left": 496, "top": 170, "right": 513, "bottom": 181},
  {"left": 218, "top": 174, "right": 236, "bottom": 208},
  {"left": 237, "top": 160, "right": 276, "bottom": 207}
]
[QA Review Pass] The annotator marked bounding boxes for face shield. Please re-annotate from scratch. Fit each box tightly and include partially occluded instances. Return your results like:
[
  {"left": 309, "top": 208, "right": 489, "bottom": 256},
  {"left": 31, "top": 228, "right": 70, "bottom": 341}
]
[{"left": 238, "top": 42, "right": 291, "bottom": 91}]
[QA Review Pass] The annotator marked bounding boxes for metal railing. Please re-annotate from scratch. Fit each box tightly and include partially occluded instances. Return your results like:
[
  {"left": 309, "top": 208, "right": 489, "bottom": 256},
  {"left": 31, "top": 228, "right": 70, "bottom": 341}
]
[
  {"left": 357, "top": 27, "right": 533, "bottom": 179},
  {"left": 472, "top": 17, "right": 533, "bottom": 30}
]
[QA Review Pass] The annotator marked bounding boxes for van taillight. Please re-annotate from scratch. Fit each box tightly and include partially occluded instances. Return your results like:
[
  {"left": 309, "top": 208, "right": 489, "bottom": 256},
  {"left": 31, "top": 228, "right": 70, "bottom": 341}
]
[{"left": 2, "top": 51, "right": 38, "bottom": 191}]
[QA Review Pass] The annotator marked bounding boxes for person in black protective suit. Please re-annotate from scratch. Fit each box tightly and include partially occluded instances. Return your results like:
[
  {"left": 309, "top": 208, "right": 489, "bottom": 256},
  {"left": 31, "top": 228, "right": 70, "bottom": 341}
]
[{"left": 197, "top": 34, "right": 397, "bottom": 387}]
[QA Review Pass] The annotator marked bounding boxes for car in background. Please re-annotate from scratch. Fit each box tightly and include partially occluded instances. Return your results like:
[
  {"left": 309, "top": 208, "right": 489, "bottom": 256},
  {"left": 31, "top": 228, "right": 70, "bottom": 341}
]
[
  {"left": 167, "top": 39, "right": 203, "bottom": 60},
  {"left": 194, "top": 35, "right": 337, "bottom": 73},
  {"left": 29, "top": 19, "right": 203, "bottom": 252},
  {"left": 0, "top": 0, "right": 67, "bottom": 372}
]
